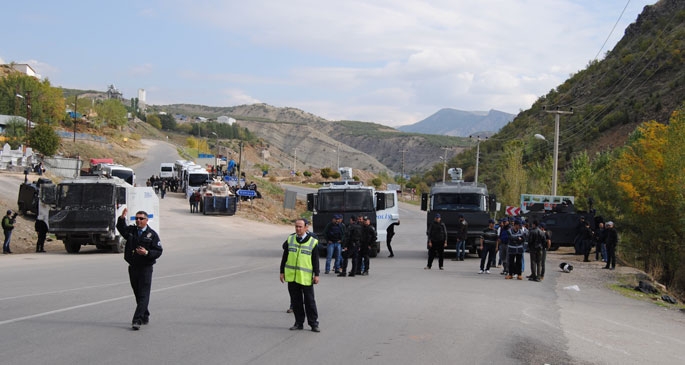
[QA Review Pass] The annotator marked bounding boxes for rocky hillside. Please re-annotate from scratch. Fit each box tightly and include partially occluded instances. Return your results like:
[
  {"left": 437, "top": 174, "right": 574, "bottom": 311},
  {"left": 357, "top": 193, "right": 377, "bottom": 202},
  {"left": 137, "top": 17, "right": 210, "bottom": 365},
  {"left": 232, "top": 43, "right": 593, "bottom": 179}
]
[{"left": 156, "top": 103, "right": 471, "bottom": 175}]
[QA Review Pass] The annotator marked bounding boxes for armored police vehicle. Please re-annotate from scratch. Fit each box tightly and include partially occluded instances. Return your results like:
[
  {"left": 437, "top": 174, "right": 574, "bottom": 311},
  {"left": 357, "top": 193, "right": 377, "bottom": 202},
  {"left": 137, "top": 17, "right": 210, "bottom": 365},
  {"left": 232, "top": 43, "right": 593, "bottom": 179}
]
[
  {"left": 39, "top": 176, "right": 159, "bottom": 253},
  {"left": 17, "top": 177, "right": 53, "bottom": 215},
  {"left": 421, "top": 168, "right": 496, "bottom": 254},
  {"left": 306, "top": 167, "right": 399, "bottom": 257}
]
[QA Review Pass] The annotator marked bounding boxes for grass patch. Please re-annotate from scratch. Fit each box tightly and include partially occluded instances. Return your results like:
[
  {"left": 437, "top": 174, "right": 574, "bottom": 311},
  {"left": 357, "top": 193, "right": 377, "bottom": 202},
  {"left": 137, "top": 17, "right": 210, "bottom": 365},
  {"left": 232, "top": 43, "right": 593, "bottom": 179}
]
[{"left": 609, "top": 273, "right": 685, "bottom": 310}]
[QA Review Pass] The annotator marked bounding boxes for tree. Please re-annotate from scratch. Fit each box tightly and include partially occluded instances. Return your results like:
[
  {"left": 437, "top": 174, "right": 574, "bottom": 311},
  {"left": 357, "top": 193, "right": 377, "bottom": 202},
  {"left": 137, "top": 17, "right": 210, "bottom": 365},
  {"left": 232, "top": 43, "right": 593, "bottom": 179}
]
[
  {"left": 94, "top": 99, "right": 127, "bottom": 129},
  {"left": 611, "top": 108, "right": 685, "bottom": 289},
  {"left": 159, "top": 114, "right": 177, "bottom": 131},
  {"left": 28, "top": 123, "right": 60, "bottom": 156},
  {"left": 370, "top": 177, "right": 382, "bottom": 188},
  {"left": 0, "top": 73, "right": 65, "bottom": 123},
  {"left": 146, "top": 114, "right": 162, "bottom": 129},
  {"left": 496, "top": 140, "right": 528, "bottom": 207},
  {"left": 1, "top": 117, "right": 26, "bottom": 149}
]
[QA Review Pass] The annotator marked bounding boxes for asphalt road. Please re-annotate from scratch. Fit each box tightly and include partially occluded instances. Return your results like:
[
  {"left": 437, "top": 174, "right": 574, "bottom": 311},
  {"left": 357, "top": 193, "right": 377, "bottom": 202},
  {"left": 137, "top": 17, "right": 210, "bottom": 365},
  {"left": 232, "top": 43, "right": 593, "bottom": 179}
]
[{"left": 1, "top": 140, "right": 684, "bottom": 364}]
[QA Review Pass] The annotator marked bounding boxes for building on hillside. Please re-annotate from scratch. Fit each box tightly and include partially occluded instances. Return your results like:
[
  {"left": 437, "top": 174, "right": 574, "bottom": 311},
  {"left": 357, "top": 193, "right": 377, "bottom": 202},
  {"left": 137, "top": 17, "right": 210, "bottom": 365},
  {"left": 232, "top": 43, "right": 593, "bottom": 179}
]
[
  {"left": 11, "top": 63, "right": 41, "bottom": 79},
  {"left": 0, "top": 115, "right": 31, "bottom": 133},
  {"left": 106, "top": 84, "right": 123, "bottom": 100},
  {"left": 137, "top": 88, "right": 146, "bottom": 110}
]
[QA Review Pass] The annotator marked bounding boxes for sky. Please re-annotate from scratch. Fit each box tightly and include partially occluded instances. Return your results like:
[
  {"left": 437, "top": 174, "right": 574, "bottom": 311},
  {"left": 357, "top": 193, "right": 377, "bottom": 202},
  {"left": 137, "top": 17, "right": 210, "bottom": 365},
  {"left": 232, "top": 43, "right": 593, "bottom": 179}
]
[{"left": 2, "top": 0, "right": 656, "bottom": 127}]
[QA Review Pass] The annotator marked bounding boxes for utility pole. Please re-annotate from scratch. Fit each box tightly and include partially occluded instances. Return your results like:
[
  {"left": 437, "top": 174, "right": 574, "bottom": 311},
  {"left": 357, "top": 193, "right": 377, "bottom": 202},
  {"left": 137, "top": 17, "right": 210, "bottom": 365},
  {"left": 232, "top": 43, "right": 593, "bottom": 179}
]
[
  {"left": 293, "top": 148, "right": 298, "bottom": 173},
  {"left": 469, "top": 136, "right": 487, "bottom": 184},
  {"left": 544, "top": 107, "right": 573, "bottom": 196},
  {"left": 441, "top": 147, "right": 452, "bottom": 184},
  {"left": 400, "top": 150, "right": 409, "bottom": 181},
  {"left": 73, "top": 95, "right": 78, "bottom": 143}
]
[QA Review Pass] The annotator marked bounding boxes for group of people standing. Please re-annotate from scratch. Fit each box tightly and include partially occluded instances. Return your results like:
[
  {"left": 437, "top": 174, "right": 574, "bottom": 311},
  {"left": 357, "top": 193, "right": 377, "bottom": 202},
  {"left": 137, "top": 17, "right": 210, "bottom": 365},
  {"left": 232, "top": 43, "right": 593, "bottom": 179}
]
[
  {"left": 322, "top": 215, "right": 378, "bottom": 277},
  {"left": 576, "top": 217, "right": 619, "bottom": 270}
]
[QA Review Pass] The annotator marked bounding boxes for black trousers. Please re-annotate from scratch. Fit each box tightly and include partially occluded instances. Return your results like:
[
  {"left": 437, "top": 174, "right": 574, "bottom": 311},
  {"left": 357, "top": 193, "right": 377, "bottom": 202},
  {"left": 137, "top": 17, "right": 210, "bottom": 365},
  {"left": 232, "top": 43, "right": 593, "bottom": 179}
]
[
  {"left": 427, "top": 246, "right": 444, "bottom": 268},
  {"left": 341, "top": 247, "right": 358, "bottom": 274},
  {"left": 480, "top": 242, "right": 496, "bottom": 270},
  {"left": 606, "top": 245, "right": 617, "bottom": 268},
  {"left": 128, "top": 265, "right": 153, "bottom": 322},
  {"left": 287, "top": 281, "right": 318, "bottom": 327},
  {"left": 36, "top": 231, "right": 47, "bottom": 251}
]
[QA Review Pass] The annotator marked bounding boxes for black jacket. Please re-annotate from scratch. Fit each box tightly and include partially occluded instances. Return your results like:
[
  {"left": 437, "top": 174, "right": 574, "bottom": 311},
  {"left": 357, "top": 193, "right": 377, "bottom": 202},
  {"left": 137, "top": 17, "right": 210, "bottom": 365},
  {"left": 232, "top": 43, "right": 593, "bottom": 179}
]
[{"left": 116, "top": 217, "right": 163, "bottom": 266}]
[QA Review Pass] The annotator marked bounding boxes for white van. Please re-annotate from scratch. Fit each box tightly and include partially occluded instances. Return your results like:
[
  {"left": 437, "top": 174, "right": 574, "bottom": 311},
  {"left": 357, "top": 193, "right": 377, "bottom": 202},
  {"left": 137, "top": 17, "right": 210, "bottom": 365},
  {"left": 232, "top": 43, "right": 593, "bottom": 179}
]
[{"left": 160, "top": 163, "right": 175, "bottom": 179}]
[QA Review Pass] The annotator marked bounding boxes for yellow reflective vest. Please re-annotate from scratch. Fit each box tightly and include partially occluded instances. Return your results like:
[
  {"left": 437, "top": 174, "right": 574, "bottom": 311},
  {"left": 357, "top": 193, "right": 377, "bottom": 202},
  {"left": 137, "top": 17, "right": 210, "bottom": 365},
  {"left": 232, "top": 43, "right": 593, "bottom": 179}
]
[{"left": 284, "top": 234, "right": 318, "bottom": 285}]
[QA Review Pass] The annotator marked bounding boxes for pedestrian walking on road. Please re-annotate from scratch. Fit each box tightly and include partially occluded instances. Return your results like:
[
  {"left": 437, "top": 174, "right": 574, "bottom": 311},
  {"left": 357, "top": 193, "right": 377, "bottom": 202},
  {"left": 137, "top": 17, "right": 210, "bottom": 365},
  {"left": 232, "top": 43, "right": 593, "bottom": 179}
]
[{"left": 117, "top": 209, "right": 163, "bottom": 330}]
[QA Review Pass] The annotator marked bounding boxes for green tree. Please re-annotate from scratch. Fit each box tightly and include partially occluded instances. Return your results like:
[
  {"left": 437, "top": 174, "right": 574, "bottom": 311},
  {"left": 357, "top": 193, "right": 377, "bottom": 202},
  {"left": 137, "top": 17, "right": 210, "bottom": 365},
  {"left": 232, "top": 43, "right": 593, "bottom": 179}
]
[
  {"left": 496, "top": 140, "right": 528, "bottom": 207},
  {"left": 563, "top": 151, "right": 593, "bottom": 210},
  {"left": 94, "top": 99, "right": 127, "bottom": 129},
  {"left": 370, "top": 177, "right": 382, "bottom": 188},
  {"left": 320, "top": 167, "right": 333, "bottom": 178},
  {"left": 1, "top": 117, "right": 26, "bottom": 149},
  {"left": 146, "top": 114, "right": 162, "bottom": 129},
  {"left": 612, "top": 108, "right": 685, "bottom": 289},
  {"left": 159, "top": 114, "right": 177, "bottom": 131},
  {"left": 28, "top": 123, "right": 60, "bottom": 156},
  {"left": 0, "top": 73, "right": 65, "bottom": 123}
]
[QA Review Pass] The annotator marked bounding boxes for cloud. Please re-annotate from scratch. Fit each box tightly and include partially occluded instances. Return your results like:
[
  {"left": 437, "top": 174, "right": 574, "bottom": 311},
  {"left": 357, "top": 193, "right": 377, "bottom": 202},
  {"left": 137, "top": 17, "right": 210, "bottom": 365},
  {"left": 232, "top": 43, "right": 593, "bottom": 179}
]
[{"left": 129, "top": 63, "right": 154, "bottom": 76}]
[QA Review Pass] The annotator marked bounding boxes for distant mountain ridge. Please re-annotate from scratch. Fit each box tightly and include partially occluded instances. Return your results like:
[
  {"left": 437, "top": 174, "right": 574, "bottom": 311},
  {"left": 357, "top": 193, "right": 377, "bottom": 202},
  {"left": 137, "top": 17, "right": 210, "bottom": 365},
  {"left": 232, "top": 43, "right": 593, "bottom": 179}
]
[{"left": 398, "top": 109, "right": 515, "bottom": 137}]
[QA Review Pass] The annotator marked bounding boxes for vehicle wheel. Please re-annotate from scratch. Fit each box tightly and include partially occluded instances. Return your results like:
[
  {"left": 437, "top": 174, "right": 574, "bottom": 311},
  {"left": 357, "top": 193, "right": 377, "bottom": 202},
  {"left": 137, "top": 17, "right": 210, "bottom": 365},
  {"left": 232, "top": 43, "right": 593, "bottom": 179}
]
[
  {"left": 65, "top": 240, "right": 81, "bottom": 253},
  {"left": 369, "top": 246, "right": 378, "bottom": 258},
  {"left": 549, "top": 244, "right": 560, "bottom": 251},
  {"left": 111, "top": 237, "right": 126, "bottom": 253},
  {"left": 17, "top": 202, "right": 25, "bottom": 215}
]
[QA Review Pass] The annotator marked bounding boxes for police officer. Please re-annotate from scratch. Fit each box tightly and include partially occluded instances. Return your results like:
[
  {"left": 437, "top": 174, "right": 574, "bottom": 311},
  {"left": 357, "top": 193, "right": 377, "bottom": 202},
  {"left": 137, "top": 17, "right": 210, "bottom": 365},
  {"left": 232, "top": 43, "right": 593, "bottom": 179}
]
[
  {"left": 35, "top": 219, "right": 48, "bottom": 253},
  {"left": 279, "top": 218, "right": 320, "bottom": 332},
  {"left": 117, "top": 208, "right": 163, "bottom": 330},
  {"left": 338, "top": 216, "right": 361, "bottom": 277},
  {"left": 359, "top": 216, "right": 376, "bottom": 276},
  {"left": 425, "top": 214, "right": 447, "bottom": 270},
  {"left": 3, "top": 209, "right": 17, "bottom": 254}
]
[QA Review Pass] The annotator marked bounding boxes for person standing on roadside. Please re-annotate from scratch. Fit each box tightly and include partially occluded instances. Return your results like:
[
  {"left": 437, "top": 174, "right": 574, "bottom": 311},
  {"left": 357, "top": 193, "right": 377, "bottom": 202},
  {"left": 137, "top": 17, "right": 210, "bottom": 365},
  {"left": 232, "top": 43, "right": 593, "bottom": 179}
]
[
  {"left": 35, "top": 219, "right": 48, "bottom": 253},
  {"left": 359, "top": 216, "right": 376, "bottom": 276},
  {"left": 603, "top": 221, "right": 618, "bottom": 270},
  {"left": 453, "top": 215, "right": 468, "bottom": 261},
  {"left": 3, "top": 209, "right": 17, "bottom": 254},
  {"left": 506, "top": 219, "right": 525, "bottom": 280},
  {"left": 526, "top": 221, "right": 545, "bottom": 282},
  {"left": 323, "top": 214, "right": 345, "bottom": 274},
  {"left": 425, "top": 214, "right": 447, "bottom": 270},
  {"left": 279, "top": 218, "right": 320, "bottom": 332},
  {"left": 539, "top": 223, "right": 551, "bottom": 280},
  {"left": 339, "top": 216, "right": 361, "bottom": 277},
  {"left": 386, "top": 220, "right": 399, "bottom": 257},
  {"left": 478, "top": 219, "right": 498, "bottom": 274},
  {"left": 117, "top": 209, "right": 163, "bottom": 330}
]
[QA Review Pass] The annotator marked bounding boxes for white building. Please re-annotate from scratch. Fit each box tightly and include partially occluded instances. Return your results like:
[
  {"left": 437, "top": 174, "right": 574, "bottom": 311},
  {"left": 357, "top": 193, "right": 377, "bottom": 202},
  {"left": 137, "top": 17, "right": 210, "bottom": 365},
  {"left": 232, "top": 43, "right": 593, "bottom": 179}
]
[{"left": 11, "top": 64, "right": 41, "bottom": 79}]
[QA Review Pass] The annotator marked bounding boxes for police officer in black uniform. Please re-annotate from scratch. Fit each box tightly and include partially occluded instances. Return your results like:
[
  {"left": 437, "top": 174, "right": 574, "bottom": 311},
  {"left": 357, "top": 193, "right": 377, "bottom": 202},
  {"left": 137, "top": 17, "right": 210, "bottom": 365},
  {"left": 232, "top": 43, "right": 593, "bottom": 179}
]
[
  {"left": 359, "top": 216, "right": 377, "bottom": 276},
  {"left": 338, "top": 216, "right": 361, "bottom": 277},
  {"left": 117, "top": 208, "right": 163, "bottom": 330}
]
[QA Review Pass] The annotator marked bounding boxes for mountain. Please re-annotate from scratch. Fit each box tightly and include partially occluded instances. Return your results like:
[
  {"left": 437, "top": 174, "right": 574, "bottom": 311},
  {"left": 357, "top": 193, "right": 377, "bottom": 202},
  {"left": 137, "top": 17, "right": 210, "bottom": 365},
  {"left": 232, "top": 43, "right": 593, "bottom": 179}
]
[
  {"left": 397, "top": 109, "right": 515, "bottom": 137},
  {"left": 154, "top": 103, "right": 472, "bottom": 175},
  {"left": 446, "top": 0, "right": 685, "bottom": 185}
]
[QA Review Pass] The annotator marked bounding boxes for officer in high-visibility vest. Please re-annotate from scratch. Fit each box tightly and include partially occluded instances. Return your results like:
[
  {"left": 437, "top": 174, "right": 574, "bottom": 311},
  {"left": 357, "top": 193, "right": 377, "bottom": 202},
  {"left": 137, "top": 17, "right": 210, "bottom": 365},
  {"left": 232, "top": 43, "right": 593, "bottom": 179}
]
[{"left": 280, "top": 218, "right": 321, "bottom": 332}]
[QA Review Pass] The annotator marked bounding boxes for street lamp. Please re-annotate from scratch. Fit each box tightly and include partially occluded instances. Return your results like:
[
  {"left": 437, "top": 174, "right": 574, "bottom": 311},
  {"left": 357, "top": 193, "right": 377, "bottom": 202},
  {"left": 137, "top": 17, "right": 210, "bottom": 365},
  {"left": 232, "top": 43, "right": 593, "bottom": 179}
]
[
  {"left": 440, "top": 147, "right": 451, "bottom": 184},
  {"left": 15, "top": 92, "right": 32, "bottom": 152}
]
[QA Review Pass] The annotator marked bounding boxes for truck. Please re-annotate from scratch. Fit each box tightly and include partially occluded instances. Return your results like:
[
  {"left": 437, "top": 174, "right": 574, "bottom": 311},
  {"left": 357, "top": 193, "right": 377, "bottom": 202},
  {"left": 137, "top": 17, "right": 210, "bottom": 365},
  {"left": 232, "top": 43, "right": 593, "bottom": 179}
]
[
  {"left": 421, "top": 168, "right": 496, "bottom": 255},
  {"left": 38, "top": 175, "right": 159, "bottom": 253},
  {"left": 306, "top": 167, "right": 399, "bottom": 257},
  {"left": 199, "top": 177, "right": 237, "bottom": 215},
  {"left": 17, "top": 177, "right": 53, "bottom": 215},
  {"left": 92, "top": 163, "right": 136, "bottom": 186}
]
